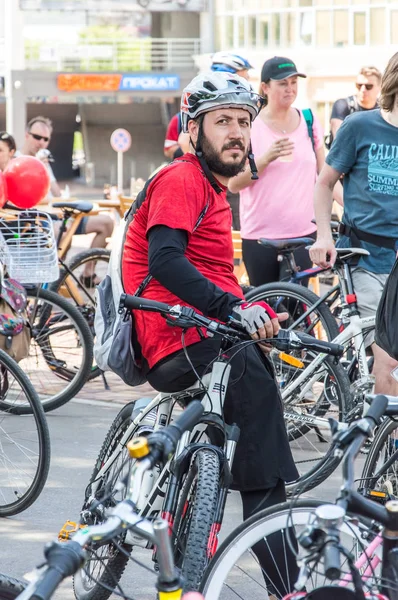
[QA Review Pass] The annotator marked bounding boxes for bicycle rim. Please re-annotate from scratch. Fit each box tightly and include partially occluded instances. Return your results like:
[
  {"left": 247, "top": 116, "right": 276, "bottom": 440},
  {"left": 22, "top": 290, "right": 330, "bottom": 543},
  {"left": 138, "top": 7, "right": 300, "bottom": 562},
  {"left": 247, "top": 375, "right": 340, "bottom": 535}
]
[{"left": 200, "top": 500, "right": 382, "bottom": 600}]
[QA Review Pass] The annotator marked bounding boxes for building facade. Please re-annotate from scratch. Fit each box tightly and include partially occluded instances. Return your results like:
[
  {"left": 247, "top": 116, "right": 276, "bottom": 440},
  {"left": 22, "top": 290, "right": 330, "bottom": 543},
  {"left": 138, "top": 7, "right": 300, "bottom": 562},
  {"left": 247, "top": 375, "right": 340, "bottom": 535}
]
[{"left": 211, "top": 0, "right": 398, "bottom": 130}]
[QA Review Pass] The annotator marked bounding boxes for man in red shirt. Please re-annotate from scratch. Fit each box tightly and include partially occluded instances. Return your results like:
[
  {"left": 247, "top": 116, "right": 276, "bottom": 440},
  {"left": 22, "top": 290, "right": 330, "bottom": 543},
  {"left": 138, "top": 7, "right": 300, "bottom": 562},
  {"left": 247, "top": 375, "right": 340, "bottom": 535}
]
[{"left": 122, "top": 71, "right": 298, "bottom": 595}]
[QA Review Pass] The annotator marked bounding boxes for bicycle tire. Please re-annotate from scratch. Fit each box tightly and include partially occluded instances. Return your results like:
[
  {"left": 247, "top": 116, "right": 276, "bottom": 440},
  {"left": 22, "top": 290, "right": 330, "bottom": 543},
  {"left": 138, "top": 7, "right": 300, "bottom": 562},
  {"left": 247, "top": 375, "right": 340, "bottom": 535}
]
[
  {"left": 0, "top": 287, "right": 93, "bottom": 413},
  {"left": 73, "top": 401, "right": 151, "bottom": 600},
  {"left": 50, "top": 248, "right": 110, "bottom": 381},
  {"left": 245, "top": 281, "right": 339, "bottom": 341},
  {"left": 173, "top": 448, "right": 220, "bottom": 592},
  {"left": 0, "top": 573, "right": 26, "bottom": 599},
  {"left": 360, "top": 417, "right": 398, "bottom": 495},
  {"left": 199, "top": 499, "right": 380, "bottom": 599},
  {"left": 0, "top": 349, "right": 50, "bottom": 516}
]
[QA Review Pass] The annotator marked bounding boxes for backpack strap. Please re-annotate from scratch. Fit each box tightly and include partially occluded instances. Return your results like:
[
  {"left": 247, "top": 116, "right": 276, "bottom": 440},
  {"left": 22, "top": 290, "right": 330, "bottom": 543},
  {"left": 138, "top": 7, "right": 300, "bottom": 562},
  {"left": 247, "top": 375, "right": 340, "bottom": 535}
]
[
  {"left": 347, "top": 95, "right": 358, "bottom": 114},
  {"left": 302, "top": 108, "right": 315, "bottom": 153}
]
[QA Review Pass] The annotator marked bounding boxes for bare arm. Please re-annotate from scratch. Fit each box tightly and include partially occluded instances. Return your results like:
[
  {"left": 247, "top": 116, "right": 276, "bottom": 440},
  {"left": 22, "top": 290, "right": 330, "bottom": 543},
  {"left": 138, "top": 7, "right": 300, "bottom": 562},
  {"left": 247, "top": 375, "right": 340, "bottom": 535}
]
[
  {"left": 50, "top": 179, "right": 61, "bottom": 198},
  {"left": 315, "top": 145, "right": 325, "bottom": 174},
  {"left": 309, "top": 164, "right": 342, "bottom": 268},
  {"left": 330, "top": 118, "right": 343, "bottom": 140},
  {"left": 228, "top": 137, "right": 294, "bottom": 194}
]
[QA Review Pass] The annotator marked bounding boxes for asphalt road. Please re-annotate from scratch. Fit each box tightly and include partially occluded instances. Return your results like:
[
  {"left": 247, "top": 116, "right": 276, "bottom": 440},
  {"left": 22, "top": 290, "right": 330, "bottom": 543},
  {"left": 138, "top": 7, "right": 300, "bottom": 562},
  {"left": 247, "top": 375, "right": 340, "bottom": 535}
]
[{"left": 0, "top": 396, "right": 354, "bottom": 600}]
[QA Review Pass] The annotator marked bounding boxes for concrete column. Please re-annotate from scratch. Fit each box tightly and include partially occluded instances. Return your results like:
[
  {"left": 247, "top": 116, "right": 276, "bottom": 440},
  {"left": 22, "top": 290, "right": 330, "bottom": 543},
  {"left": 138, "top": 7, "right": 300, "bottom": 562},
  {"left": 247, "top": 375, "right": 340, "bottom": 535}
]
[
  {"left": 4, "top": 0, "right": 26, "bottom": 147},
  {"left": 200, "top": 0, "right": 215, "bottom": 54}
]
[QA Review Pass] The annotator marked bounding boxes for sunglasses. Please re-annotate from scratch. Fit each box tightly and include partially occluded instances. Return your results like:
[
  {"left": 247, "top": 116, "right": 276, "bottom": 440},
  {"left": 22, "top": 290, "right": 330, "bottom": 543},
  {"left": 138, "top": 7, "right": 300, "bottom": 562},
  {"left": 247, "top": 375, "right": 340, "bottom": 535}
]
[
  {"left": 29, "top": 132, "right": 50, "bottom": 142},
  {"left": 356, "top": 83, "right": 374, "bottom": 91}
]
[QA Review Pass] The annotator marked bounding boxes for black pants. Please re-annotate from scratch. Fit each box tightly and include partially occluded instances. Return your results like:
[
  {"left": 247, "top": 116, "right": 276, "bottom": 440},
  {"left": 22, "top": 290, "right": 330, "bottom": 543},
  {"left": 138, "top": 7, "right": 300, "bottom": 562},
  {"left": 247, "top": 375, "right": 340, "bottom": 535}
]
[
  {"left": 242, "top": 232, "right": 316, "bottom": 287},
  {"left": 147, "top": 337, "right": 298, "bottom": 491}
]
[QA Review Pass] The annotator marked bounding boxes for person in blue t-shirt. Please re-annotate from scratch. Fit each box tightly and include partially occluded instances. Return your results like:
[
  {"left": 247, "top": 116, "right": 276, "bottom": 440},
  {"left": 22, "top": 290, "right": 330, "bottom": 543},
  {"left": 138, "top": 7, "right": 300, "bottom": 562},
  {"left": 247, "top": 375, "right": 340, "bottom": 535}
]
[{"left": 310, "top": 52, "right": 398, "bottom": 396}]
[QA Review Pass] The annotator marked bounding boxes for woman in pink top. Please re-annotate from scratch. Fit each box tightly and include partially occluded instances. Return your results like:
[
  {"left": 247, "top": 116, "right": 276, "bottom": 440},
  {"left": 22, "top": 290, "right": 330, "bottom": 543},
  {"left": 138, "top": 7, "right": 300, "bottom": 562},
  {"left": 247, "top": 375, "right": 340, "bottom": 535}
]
[{"left": 229, "top": 56, "right": 325, "bottom": 287}]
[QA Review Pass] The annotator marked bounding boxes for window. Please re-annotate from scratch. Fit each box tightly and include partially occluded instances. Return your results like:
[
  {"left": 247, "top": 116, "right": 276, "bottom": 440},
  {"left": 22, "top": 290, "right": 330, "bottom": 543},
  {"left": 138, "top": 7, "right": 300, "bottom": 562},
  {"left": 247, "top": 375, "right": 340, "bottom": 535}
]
[
  {"left": 272, "top": 13, "right": 281, "bottom": 46},
  {"left": 258, "top": 15, "right": 270, "bottom": 46},
  {"left": 391, "top": 10, "right": 398, "bottom": 44},
  {"left": 238, "top": 16, "right": 245, "bottom": 46},
  {"left": 333, "top": 10, "right": 348, "bottom": 46},
  {"left": 225, "top": 16, "right": 234, "bottom": 47},
  {"left": 353, "top": 11, "right": 366, "bottom": 45},
  {"left": 370, "top": 8, "right": 385, "bottom": 45},
  {"left": 299, "top": 11, "right": 313, "bottom": 45},
  {"left": 215, "top": 16, "right": 223, "bottom": 50},
  {"left": 281, "top": 11, "right": 296, "bottom": 46},
  {"left": 299, "top": 0, "right": 312, "bottom": 5},
  {"left": 316, "top": 10, "right": 331, "bottom": 46},
  {"left": 248, "top": 16, "right": 256, "bottom": 47}
]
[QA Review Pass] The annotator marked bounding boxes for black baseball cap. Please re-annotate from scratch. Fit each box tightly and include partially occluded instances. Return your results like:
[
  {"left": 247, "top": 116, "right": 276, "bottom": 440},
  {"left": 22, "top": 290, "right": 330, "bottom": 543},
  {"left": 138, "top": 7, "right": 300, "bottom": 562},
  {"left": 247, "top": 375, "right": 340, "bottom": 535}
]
[{"left": 261, "top": 56, "right": 306, "bottom": 82}]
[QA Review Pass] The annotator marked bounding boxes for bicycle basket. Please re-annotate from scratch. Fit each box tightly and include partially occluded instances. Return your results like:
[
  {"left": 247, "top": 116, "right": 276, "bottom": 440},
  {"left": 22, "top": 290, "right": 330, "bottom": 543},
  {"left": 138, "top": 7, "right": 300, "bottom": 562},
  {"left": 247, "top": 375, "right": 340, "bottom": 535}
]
[{"left": 0, "top": 210, "right": 59, "bottom": 283}]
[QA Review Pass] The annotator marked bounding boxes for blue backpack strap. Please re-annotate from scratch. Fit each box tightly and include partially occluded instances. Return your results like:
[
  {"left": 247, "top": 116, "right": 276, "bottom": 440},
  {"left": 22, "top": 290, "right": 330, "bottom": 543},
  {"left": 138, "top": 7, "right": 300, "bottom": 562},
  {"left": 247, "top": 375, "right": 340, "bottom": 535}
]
[{"left": 302, "top": 108, "right": 315, "bottom": 153}]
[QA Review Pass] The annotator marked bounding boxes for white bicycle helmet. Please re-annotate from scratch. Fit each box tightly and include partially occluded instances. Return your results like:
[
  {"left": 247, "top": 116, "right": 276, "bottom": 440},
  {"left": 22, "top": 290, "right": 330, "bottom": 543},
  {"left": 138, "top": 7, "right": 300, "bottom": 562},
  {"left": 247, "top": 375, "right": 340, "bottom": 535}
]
[
  {"left": 180, "top": 71, "right": 263, "bottom": 133},
  {"left": 211, "top": 51, "right": 253, "bottom": 74}
]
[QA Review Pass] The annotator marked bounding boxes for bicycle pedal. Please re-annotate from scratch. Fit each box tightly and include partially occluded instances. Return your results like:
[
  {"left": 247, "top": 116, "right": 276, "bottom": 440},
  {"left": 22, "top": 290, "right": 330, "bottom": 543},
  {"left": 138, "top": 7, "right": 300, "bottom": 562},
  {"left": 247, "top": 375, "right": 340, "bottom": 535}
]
[{"left": 58, "top": 520, "right": 86, "bottom": 541}]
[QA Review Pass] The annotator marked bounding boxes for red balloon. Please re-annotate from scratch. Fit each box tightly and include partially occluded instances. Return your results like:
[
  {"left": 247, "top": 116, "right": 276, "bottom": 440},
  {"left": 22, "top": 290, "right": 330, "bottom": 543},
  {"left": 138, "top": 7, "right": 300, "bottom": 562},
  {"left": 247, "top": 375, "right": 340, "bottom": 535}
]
[
  {"left": 4, "top": 156, "right": 51, "bottom": 209},
  {"left": 0, "top": 171, "right": 6, "bottom": 208}
]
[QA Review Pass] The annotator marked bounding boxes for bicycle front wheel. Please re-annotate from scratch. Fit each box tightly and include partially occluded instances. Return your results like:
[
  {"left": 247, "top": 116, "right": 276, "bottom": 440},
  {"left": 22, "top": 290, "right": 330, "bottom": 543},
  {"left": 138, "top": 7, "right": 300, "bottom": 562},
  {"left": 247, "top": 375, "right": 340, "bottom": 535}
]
[
  {"left": 360, "top": 417, "right": 398, "bottom": 499},
  {"left": 0, "top": 573, "right": 26, "bottom": 599},
  {"left": 200, "top": 500, "right": 381, "bottom": 600},
  {"left": 0, "top": 287, "right": 93, "bottom": 413},
  {"left": 0, "top": 349, "right": 50, "bottom": 516},
  {"left": 173, "top": 448, "right": 220, "bottom": 592}
]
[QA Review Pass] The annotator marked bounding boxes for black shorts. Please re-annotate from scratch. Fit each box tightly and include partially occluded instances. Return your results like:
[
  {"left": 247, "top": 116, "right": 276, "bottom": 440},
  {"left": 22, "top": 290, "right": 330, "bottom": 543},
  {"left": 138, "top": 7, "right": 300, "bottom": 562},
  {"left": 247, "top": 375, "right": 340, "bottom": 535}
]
[{"left": 147, "top": 337, "right": 298, "bottom": 491}]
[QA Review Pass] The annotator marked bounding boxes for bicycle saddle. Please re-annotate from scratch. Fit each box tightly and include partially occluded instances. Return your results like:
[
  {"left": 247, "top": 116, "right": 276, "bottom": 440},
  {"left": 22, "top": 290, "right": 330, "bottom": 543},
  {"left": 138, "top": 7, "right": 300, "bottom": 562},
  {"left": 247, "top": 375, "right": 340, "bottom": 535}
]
[
  {"left": 52, "top": 201, "right": 93, "bottom": 213},
  {"left": 334, "top": 247, "right": 370, "bottom": 262},
  {"left": 258, "top": 237, "right": 315, "bottom": 252}
]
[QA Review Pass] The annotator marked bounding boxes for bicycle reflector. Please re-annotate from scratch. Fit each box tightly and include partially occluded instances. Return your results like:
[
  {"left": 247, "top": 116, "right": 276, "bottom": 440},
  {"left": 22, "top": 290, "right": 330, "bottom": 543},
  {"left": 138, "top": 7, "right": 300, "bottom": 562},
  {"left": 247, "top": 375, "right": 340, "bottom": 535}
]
[
  {"left": 128, "top": 437, "right": 150, "bottom": 459},
  {"left": 278, "top": 352, "right": 304, "bottom": 369}
]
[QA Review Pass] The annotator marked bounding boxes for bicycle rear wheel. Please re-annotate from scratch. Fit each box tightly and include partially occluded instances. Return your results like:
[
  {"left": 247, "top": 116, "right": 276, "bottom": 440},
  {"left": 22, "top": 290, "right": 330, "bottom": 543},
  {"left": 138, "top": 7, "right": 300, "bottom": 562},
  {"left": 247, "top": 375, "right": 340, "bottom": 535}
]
[
  {"left": 200, "top": 500, "right": 382, "bottom": 599},
  {"left": 0, "top": 287, "right": 93, "bottom": 413},
  {"left": 0, "top": 349, "right": 50, "bottom": 516},
  {"left": 245, "top": 281, "right": 339, "bottom": 341}
]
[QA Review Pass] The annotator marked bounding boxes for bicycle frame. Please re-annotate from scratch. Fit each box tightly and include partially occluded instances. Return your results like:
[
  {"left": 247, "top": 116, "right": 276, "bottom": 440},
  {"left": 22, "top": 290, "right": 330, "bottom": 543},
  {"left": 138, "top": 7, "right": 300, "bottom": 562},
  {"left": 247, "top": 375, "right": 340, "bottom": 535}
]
[
  {"left": 86, "top": 358, "right": 237, "bottom": 555},
  {"left": 282, "top": 314, "right": 375, "bottom": 430}
]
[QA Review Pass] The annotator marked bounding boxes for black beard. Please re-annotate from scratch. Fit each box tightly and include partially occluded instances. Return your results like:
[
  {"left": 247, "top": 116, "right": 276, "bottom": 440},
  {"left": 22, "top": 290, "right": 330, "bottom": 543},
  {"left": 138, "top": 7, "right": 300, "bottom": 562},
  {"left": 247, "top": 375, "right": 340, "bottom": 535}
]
[{"left": 200, "top": 132, "right": 248, "bottom": 178}]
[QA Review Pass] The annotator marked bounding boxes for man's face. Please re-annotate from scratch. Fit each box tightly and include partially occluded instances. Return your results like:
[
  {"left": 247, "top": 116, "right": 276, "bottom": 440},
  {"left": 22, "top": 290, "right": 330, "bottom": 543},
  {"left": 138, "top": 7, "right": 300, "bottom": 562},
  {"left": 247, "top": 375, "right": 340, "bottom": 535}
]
[
  {"left": 355, "top": 74, "right": 380, "bottom": 109},
  {"left": 24, "top": 122, "right": 51, "bottom": 156},
  {"left": 189, "top": 107, "right": 251, "bottom": 178}
]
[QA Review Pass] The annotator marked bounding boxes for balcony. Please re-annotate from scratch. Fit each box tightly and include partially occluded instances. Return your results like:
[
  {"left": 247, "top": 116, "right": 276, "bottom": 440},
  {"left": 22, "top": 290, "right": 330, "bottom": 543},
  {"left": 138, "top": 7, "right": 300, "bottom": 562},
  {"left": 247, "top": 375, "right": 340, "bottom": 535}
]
[{"left": 24, "top": 38, "right": 201, "bottom": 72}]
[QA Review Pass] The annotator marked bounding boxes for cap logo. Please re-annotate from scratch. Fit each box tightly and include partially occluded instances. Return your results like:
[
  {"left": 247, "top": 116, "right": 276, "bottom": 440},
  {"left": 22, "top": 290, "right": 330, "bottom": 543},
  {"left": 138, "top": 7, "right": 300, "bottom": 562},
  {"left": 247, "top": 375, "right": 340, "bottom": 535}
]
[{"left": 278, "top": 63, "right": 295, "bottom": 69}]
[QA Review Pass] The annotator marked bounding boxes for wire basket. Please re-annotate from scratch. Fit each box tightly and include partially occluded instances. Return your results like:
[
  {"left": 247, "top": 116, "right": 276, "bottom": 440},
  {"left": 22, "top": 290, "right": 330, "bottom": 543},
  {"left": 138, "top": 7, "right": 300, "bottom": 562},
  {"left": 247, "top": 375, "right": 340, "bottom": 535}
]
[{"left": 0, "top": 210, "right": 59, "bottom": 283}]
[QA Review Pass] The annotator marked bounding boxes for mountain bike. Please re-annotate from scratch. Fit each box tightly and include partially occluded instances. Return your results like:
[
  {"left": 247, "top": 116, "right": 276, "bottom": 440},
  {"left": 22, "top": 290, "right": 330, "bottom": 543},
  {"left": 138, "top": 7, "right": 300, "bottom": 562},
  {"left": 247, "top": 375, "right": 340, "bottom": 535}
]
[
  {"left": 71, "top": 294, "right": 345, "bottom": 599},
  {"left": 11, "top": 402, "right": 204, "bottom": 600},
  {"left": 0, "top": 348, "right": 50, "bottom": 516},
  {"left": 200, "top": 394, "right": 398, "bottom": 600}
]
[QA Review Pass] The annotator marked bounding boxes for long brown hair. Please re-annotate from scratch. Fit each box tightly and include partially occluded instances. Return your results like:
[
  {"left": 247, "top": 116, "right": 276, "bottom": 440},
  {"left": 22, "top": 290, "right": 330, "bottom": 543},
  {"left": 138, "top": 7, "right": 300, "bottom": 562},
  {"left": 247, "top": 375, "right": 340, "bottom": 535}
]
[{"left": 379, "top": 53, "right": 398, "bottom": 112}]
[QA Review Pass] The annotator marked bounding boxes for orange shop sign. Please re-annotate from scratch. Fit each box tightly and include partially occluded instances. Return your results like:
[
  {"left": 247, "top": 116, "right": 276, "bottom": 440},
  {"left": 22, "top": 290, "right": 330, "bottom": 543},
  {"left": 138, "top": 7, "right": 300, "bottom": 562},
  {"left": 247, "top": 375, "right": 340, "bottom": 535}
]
[{"left": 57, "top": 74, "right": 122, "bottom": 92}]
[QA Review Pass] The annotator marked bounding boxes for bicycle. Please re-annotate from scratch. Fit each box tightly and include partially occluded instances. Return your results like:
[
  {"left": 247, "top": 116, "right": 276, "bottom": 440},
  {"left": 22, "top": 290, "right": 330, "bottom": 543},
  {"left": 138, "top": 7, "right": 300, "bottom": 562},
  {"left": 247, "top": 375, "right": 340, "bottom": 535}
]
[
  {"left": 199, "top": 394, "right": 398, "bottom": 600},
  {"left": 245, "top": 246, "right": 379, "bottom": 485},
  {"left": 0, "top": 347, "right": 50, "bottom": 516},
  {"left": 9, "top": 402, "right": 205, "bottom": 600},
  {"left": 0, "top": 574, "right": 25, "bottom": 599},
  {"left": 72, "top": 293, "right": 345, "bottom": 599}
]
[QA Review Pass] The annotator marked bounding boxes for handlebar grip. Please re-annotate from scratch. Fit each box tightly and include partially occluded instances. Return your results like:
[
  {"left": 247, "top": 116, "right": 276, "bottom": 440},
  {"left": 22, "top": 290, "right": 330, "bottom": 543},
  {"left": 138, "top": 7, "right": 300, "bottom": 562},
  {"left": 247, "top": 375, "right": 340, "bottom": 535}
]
[
  {"left": 30, "top": 568, "right": 64, "bottom": 600},
  {"left": 323, "top": 541, "right": 341, "bottom": 581},
  {"left": 120, "top": 293, "right": 171, "bottom": 314},
  {"left": 294, "top": 331, "right": 344, "bottom": 357},
  {"left": 365, "top": 394, "right": 388, "bottom": 425}
]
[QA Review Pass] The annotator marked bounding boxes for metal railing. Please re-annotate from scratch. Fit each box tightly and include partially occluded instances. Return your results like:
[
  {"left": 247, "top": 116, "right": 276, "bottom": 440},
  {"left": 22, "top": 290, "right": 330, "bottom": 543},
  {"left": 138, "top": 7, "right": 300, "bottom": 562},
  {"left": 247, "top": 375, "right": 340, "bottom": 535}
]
[{"left": 24, "top": 37, "right": 201, "bottom": 71}]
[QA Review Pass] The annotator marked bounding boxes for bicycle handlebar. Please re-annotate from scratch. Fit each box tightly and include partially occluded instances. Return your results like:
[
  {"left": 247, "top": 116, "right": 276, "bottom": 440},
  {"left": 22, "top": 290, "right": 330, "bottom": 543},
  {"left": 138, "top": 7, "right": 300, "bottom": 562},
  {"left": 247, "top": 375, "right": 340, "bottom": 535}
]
[
  {"left": 120, "top": 294, "right": 345, "bottom": 357},
  {"left": 323, "top": 540, "right": 341, "bottom": 581}
]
